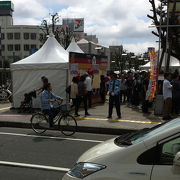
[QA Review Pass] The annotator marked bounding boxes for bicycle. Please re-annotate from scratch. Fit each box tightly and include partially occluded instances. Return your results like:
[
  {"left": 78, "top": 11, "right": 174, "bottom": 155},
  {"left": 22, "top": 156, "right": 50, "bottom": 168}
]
[
  {"left": 30, "top": 101, "right": 77, "bottom": 136},
  {"left": 0, "top": 82, "right": 12, "bottom": 102}
]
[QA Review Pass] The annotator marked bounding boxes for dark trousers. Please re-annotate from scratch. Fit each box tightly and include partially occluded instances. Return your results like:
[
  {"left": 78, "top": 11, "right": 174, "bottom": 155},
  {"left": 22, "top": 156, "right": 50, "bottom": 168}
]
[
  {"left": 173, "top": 97, "right": 180, "bottom": 114},
  {"left": 100, "top": 91, "right": 106, "bottom": 103},
  {"left": 127, "top": 88, "right": 132, "bottom": 102},
  {"left": 42, "top": 108, "right": 59, "bottom": 127},
  {"left": 142, "top": 99, "right": 149, "bottom": 113},
  {"left": 163, "top": 98, "right": 172, "bottom": 119},
  {"left": 108, "top": 95, "right": 121, "bottom": 117},
  {"left": 76, "top": 95, "right": 88, "bottom": 114},
  {"left": 87, "top": 91, "right": 92, "bottom": 108},
  {"left": 120, "top": 90, "right": 126, "bottom": 103},
  {"left": 71, "top": 98, "right": 78, "bottom": 114}
]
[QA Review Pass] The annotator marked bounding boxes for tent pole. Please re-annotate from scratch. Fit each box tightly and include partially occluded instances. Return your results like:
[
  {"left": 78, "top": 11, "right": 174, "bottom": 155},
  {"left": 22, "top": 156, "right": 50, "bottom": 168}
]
[{"left": 66, "top": 68, "right": 69, "bottom": 104}]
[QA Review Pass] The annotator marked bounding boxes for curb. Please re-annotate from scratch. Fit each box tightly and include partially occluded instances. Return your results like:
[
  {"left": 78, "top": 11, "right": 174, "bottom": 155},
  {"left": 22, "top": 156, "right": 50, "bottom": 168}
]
[{"left": 0, "top": 121, "right": 136, "bottom": 135}]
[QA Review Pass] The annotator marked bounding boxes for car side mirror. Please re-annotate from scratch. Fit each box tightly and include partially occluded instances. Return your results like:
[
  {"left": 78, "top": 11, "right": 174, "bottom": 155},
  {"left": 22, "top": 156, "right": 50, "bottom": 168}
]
[{"left": 172, "top": 152, "right": 180, "bottom": 174}]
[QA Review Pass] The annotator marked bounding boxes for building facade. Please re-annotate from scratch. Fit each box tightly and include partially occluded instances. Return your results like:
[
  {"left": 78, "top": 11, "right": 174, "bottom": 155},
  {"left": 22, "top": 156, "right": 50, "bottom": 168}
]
[{"left": 0, "top": 1, "right": 43, "bottom": 65}]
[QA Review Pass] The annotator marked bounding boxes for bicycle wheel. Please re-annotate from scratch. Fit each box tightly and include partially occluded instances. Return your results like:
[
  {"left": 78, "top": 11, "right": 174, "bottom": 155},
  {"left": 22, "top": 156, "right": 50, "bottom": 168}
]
[
  {"left": 58, "top": 115, "right": 77, "bottom": 136},
  {"left": 31, "top": 113, "right": 48, "bottom": 134}
]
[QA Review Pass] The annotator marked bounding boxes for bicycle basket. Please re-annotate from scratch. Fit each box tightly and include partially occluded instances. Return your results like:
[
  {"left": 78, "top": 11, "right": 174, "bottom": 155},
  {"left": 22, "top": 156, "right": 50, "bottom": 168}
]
[{"left": 60, "top": 104, "right": 71, "bottom": 112}]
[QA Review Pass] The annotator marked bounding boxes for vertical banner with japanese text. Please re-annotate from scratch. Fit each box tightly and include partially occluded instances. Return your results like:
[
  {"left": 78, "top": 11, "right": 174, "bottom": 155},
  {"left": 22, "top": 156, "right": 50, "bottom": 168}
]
[{"left": 146, "top": 51, "right": 158, "bottom": 100}]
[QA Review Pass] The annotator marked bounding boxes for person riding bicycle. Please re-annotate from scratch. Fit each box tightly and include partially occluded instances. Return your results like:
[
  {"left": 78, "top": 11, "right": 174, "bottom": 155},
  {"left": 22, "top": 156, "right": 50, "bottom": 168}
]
[{"left": 40, "top": 83, "right": 63, "bottom": 128}]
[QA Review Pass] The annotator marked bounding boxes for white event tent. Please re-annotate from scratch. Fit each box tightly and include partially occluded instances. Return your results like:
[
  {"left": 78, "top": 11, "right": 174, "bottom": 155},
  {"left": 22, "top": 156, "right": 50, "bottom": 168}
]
[
  {"left": 141, "top": 53, "right": 180, "bottom": 70},
  {"left": 11, "top": 35, "right": 69, "bottom": 108},
  {"left": 66, "top": 39, "right": 84, "bottom": 54}
]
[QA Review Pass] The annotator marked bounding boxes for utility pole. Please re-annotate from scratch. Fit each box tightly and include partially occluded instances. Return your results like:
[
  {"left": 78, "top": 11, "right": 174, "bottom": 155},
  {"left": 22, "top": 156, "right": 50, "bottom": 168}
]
[{"left": 165, "top": 0, "right": 170, "bottom": 71}]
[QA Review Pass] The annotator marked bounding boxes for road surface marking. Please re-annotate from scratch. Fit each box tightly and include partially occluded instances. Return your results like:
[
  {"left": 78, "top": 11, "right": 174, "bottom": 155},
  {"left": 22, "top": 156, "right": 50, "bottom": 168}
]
[
  {"left": 0, "top": 114, "right": 31, "bottom": 117},
  {"left": 0, "top": 114, "right": 161, "bottom": 124},
  {"left": 0, "top": 107, "right": 11, "bottom": 111},
  {"left": 0, "top": 132, "right": 103, "bottom": 143},
  {"left": 76, "top": 117, "right": 161, "bottom": 125},
  {"left": 0, "top": 161, "right": 69, "bottom": 172}
]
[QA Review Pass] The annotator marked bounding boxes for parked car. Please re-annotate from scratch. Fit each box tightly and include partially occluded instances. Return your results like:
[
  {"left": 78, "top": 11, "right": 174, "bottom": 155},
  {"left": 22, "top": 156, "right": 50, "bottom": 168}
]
[{"left": 62, "top": 118, "right": 180, "bottom": 180}]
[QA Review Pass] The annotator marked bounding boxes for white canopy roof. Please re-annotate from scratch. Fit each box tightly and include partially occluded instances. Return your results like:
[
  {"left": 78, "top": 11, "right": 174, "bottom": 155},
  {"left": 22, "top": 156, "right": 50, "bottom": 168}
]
[
  {"left": 141, "top": 53, "right": 180, "bottom": 69},
  {"left": 66, "top": 41, "right": 84, "bottom": 54},
  {"left": 77, "top": 38, "right": 89, "bottom": 44},
  {"left": 11, "top": 35, "right": 69, "bottom": 70}
]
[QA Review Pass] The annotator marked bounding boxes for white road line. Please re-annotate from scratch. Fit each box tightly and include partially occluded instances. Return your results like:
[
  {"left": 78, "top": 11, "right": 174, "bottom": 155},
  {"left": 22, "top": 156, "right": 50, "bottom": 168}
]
[
  {"left": 0, "top": 161, "right": 70, "bottom": 172},
  {"left": 0, "top": 132, "right": 103, "bottom": 143}
]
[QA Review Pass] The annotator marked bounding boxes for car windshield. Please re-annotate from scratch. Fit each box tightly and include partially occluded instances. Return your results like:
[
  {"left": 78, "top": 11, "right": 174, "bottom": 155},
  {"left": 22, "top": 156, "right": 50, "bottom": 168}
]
[{"left": 115, "top": 118, "right": 180, "bottom": 146}]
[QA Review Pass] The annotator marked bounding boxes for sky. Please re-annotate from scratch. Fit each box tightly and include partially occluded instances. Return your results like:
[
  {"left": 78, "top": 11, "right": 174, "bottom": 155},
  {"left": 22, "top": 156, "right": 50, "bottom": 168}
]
[{"left": 8, "top": 0, "right": 159, "bottom": 54}]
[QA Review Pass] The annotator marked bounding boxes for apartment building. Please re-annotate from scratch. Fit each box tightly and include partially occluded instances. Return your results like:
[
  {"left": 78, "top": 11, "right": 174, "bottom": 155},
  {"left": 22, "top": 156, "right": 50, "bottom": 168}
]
[{"left": 0, "top": 1, "right": 44, "bottom": 65}]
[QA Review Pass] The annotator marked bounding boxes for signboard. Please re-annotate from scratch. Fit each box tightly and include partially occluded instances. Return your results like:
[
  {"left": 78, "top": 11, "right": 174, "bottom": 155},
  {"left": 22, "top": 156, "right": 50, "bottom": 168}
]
[
  {"left": 69, "top": 53, "right": 108, "bottom": 66},
  {"left": 0, "top": 1, "right": 14, "bottom": 10},
  {"left": 74, "top": 19, "right": 84, "bottom": 32},
  {"left": 146, "top": 51, "right": 158, "bottom": 101},
  {"left": 70, "top": 64, "right": 79, "bottom": 76},
  {"left": 30, "top": 48, "right": 38, "bottom": 55}
]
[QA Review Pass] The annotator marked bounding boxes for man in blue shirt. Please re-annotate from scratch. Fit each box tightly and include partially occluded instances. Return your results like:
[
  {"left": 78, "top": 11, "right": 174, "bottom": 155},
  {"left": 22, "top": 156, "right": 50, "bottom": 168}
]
[
  {"left": 107, "top": 73, "right": 121, "bottom": 119},
  {"left": 40, "top": 83, "right": 63, "bottom": 127}
]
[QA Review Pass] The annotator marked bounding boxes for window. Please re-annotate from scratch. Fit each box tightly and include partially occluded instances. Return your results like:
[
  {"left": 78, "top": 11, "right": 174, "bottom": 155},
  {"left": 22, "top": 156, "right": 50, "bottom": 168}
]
[
  {"left": 1, "top": 33, "right": 5, "bottom": 40},
  {"left": 7, "top": 33, "right": 13, "bottom": 40},
  {"left": 137, "top": 136, "right": 180, "bottom": 165},
  {"left": 24, "top": 33, "right": 29, "bottom": 40},
  {"left": 31, "top": 44, "right": 37, "bottom": 49},
  {"left": 14, "top": 33, "right": 21, "bottom": 40},
  {"left": 137, "top": 146, "right": 158, "bottom": 165},
  {"left": 158, "top": 136, "right": 180, "bottom": 165},
  {"left": 31, "top": 33, "right": 36, "bottom": 40},
  {"left": 14, "top": 44, "right": 21, "bottom": 51},
  {"left": 1, "top": 45, "right": 5, "bottom": 51},
  {"left": 24, "top": 44, "right": 29, "bottom": 51},
  {"left": 7, "top": 44, "right": 13, "bottom": 51}
]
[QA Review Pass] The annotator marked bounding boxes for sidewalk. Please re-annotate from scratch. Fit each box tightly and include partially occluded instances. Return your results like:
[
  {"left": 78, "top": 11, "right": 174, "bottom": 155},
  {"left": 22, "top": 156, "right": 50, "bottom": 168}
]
[{"left": 0, "top": 102, "right": 164, "bottom": 135}]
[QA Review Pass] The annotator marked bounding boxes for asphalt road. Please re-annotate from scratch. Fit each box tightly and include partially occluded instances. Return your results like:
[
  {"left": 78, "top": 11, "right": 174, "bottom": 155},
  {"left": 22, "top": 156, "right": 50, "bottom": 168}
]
[{"left": 0, "top": 127, "right": 116, "bottom": 180}]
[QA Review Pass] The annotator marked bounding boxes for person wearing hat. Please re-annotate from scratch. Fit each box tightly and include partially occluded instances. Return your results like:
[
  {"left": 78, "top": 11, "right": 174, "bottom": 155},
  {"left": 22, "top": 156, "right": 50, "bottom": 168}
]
[{"left": 107, "top": 73, "right": 121, "bottom": 119}]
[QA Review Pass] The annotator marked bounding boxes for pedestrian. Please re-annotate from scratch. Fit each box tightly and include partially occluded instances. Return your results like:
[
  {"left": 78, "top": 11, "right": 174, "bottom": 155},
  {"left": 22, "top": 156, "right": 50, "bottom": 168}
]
[
  {"left": 163, "top": 72, "right": 173, "bottom": 120},
  {"left": 132, "top": 74, "right": 140, "bottom": 106},
  {"left": 142, "top": 73, "right": 149, "bottom": 113},
  {"left": 126, "top": 72, "right": 133, "bottom": 104},
  {"left": 100, "top": 75, "right": 106, "bottom": 103},
  {"left": 85, "top": 71, "right": 93, "bottom": 108},
  {"left": 119, "top": 74, "right": 127, "bottom": 103},
  {"left": 70, "top": 77, "right": 79, "bottom": 116},
  {"left": 107, "top": 73, "right": 121, "bottom": 119},
  {"left": 171, "top": 73, "right": 180, "bottom": 115},
  {"left": 76, "top": 75, "right": 90, "bottom": 116}
]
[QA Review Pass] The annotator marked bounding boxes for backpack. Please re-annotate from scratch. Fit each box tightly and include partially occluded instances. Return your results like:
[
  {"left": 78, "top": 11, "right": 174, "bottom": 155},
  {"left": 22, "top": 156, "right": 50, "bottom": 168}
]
[{"left": 66, "top": 85, "right": 71, "bottom": 94}]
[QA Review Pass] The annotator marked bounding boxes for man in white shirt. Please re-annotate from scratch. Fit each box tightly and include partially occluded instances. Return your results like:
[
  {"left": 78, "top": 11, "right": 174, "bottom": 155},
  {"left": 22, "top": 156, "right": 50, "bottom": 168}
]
[
  {"left": 85, "top": 72, "right": 93, "bottom": 108},
  {"left": 163, "top": 72, "right": 173, "bottom": 120}
]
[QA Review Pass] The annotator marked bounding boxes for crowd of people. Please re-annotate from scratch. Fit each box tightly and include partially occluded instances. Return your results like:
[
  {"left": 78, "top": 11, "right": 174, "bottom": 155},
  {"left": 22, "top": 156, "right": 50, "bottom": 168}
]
[
  {"left": 104, "top": 71, "right": 151, "bottom": 119},
  {"left": 38, "top": 69, "right": 180, "bottom": 128},
  {"left": 68, "top": 70, "right": 152, "bottom": 119}
]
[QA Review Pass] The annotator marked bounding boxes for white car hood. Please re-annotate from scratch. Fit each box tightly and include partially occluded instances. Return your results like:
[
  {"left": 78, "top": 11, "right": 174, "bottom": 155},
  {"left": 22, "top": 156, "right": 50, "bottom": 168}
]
[{"left": 78, "top": 138, "right": 124, "bottom": 162}]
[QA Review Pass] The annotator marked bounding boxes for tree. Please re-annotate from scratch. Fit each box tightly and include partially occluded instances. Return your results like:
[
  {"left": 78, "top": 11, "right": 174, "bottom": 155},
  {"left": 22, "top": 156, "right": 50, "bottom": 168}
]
[
  {"left": 148, "top": 0, "right": 180, "bottom": 71},
  {"left": 40, "top": 13, "right": 74, "bottom": 49}
]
